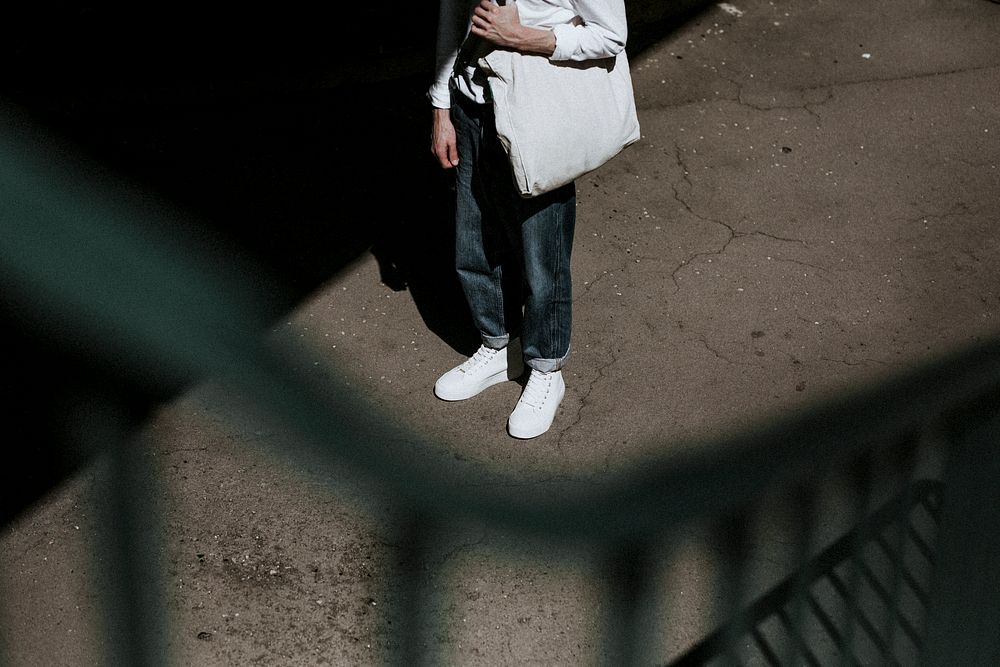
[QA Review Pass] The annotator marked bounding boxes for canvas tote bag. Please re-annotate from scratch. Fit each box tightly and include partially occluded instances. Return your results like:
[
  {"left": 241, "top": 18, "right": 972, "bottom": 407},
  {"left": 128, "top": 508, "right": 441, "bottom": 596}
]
[{"left": 478, "top": 31, "right": 641, "bottom": 198}]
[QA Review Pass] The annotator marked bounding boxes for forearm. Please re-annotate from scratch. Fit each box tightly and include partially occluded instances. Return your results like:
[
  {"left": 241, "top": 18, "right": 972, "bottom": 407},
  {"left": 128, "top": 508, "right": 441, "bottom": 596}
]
[{"left": 505, "top": 24, "right": 556, "bottom": 57}]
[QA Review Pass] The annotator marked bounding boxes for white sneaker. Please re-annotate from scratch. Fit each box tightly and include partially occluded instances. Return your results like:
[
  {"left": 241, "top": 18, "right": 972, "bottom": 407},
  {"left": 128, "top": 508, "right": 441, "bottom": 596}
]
[
  {"left": 434, "top": 340, "right": 524, "bottom": 401},
  {"left": 508, "top": 369, "right": 565, "bottom": 439}
]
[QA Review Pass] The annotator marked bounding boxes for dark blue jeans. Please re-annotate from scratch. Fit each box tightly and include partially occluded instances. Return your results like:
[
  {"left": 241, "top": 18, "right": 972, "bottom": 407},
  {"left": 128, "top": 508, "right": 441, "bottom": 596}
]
[{"left": 452, "top": 94, "right": 576, "bottom": 372}]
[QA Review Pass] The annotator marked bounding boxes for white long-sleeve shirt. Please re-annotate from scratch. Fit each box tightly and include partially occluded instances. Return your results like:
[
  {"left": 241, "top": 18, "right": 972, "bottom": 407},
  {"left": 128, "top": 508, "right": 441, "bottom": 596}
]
[{"left": 429, "top": 0, "right": 628, "bottom": 108}]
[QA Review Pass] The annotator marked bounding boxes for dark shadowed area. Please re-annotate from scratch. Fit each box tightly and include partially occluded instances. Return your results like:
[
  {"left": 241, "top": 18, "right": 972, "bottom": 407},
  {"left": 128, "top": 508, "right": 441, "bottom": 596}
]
[{"left": 0, "top": 0, "right": 712, "bottom": 528}]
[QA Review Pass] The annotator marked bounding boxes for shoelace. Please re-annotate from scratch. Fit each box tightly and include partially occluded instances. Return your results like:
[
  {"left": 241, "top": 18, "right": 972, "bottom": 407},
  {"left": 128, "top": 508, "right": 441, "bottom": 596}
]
[
  {"left": 459, "top": 346, "right": 498, "bottom": 373},
  {"left": 519, "top": 371, "right": 551, "bottom": 408}
]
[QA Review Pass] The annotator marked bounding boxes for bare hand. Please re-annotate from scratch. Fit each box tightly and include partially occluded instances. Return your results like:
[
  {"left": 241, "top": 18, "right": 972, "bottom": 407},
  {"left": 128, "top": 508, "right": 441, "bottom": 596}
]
[
  {"left": 469, "top": 1, "right": 556, "bottom": 56},
  {"left": 470, "top": 0, "right": 524, "bottom": 49},
  {"left": 431, "top": 108, "right": 459, "bottom": 169}
]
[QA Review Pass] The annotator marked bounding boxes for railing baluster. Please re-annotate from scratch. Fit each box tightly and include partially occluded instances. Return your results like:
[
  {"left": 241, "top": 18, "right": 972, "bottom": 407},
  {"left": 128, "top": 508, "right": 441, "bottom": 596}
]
[
  {"left": 96, "top": 420, "right": 166, "bottom": 667},
  {"left": 776, "top": 607, "right": 823, "bottom": 667},
  {"left": 749, "top": 625, "right": 782, "bottom": 665},
  {"left": 392, "top": 511, "right": 434, "bottom": 667},
  {"left": 835, "top": 455, "right": 874, "bottom": 666},
  {"left": 780, "top": 482, "right": 817, "bottom": 665},
  {"left": 877, "top": 436, "right": 921, "bottom": 660},
  {"left": 806, "top": 594, "right": 854, "bottom": 665},
  {"left": 714, "top": 510, "right": 751, "bottom": 666},
  {"left": 857, "top": 557, "right": 921, "bottom": 646},
  {"left": 874, "top": 534, "right": 930, "bottom": 606},
  {"left": 603, "top": 536, "right": 655, "bottom": 666}
]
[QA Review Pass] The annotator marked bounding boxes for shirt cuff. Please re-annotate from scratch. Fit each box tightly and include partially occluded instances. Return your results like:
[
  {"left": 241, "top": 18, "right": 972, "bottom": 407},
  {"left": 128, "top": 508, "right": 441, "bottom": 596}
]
[
  {"left": 427, "top": 82, "right": 452, "bottom": 109},
  {"left": 550, "top": 23, "right": 579, "bottom": 61}
]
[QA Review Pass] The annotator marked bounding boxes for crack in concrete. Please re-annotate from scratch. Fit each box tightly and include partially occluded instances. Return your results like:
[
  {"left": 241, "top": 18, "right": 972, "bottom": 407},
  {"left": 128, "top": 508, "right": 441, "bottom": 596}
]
[
  {"left": 747, "top": 230, "right": 807, "bottom": 246},
  {"left": 581, "top": 269, "right": 617, "bottom": 294},
  {"left": 666, "top": 142, "right": 839, "bottom": 293},
  {"left": 666, "top": 142, "right": 740, "bottom": 291},
  {"left": 434, "top": 529, "right": 488, "bottom": 567},
  {"left": 893, "top": 202, "right": 987, "bottom": 225},
  {"left": 816, "top": 63, "right": 1000, "bottom": 93},
  {"left": 556, "top": 348, "right": 619, "bottom": 451},
  {"left": 717, "top": 72, "right": 833, "bottom": 122},
  {"left": 669, "top": 229, "right": 737, "bottom": 292},
  {"left": 637, "top": 64, "right": 1000, "bottom": 114},
  {"left": 803, "top": 90, "right": 835, "bottom": 122},
  {"left": 819, "top": 356, "right": 889, "bottom": 367},
  {"left": 672, "top": 142, "right": 696, "bottom": 194},
  {"left": 775, "top": 349, "right": 803, "bottom": 365},
  {"left": 741, "top": 90, "right": 830, "bottom": 123},
  {"left": 691, "top": 337, "right": 739, "bottom": 365}
]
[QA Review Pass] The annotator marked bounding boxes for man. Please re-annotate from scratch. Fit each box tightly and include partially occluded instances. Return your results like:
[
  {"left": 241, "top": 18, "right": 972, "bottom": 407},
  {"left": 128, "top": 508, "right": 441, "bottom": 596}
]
[{"left": 429, "top": 0, "right": 628, "bottom": 438}]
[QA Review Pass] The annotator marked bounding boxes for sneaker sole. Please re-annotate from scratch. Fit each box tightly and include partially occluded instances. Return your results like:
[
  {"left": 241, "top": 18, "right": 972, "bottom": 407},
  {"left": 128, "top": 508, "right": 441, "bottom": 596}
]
[{"left": 434, "top": 368, "right": 521, "bottom": 401}]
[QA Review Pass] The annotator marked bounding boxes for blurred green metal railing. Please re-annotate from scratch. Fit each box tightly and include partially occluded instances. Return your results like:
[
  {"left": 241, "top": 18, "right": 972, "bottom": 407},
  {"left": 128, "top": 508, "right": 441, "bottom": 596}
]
[{"left": 2, "top": 109, "right": 999, "bottom": 665}]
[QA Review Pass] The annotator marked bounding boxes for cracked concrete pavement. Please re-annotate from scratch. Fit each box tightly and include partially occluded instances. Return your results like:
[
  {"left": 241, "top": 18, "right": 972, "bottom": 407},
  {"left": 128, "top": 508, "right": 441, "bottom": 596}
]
[{"left": 2, "top": 0, "right": 999, "bottom": 664}]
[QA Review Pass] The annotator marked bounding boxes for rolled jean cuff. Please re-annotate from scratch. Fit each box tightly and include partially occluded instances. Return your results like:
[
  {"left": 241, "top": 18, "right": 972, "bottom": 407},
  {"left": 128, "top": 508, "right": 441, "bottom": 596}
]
[
  {"left": 482, "top": 333, "right": 510, "bottom": 350},
  {"left": 526, "top": 346, "right": 571, "bottom": 373}
]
